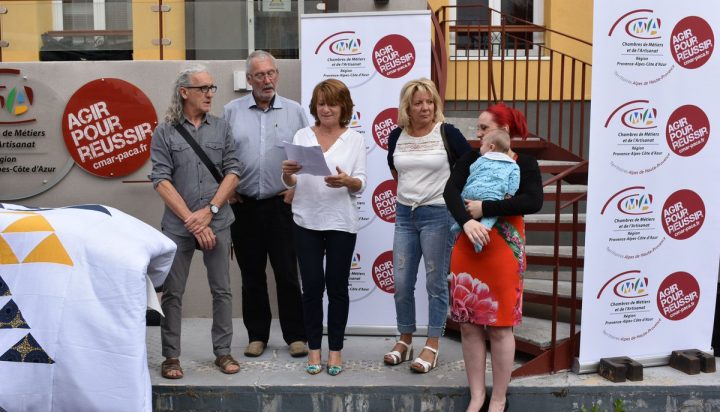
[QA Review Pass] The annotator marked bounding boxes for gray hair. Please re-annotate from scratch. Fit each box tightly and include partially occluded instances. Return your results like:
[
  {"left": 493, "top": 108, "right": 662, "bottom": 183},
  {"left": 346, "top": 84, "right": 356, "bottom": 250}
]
[
  {"left": 164, "top": 64, "right": 209, "bottom": 124},
  {"left": 245, "top": 50, "right": 278, "bottom": 75}
]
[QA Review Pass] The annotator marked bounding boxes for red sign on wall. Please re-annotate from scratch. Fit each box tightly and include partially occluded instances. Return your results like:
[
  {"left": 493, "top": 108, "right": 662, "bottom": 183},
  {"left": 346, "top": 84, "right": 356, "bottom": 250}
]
[{"left": 62, "top": 78, "right": 157, "bottom": 178}]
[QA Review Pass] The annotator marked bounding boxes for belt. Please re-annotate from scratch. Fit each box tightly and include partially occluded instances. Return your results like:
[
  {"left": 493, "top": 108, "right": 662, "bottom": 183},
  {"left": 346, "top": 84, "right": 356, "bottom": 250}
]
[{"left": 239, "top": 194, "right": 280, "bottom": 203}]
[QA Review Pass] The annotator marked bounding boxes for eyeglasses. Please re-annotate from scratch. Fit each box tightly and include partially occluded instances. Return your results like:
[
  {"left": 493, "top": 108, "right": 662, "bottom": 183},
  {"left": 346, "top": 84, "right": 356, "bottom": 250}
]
[
  {"left": 185, "top": 85, "right": 218, "bottom": 94},
  {"left": 250, "top": 70, "right": 278, "bottom": 81},
  {"left": 468, "top": 124, "right": 494, "bottom": 132}
]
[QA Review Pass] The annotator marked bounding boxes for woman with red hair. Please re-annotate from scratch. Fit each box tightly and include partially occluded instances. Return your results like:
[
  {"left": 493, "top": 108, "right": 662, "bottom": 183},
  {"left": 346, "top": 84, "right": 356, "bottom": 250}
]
[{"left": 444, "top": 103, "right": 543, "bottom": 412}]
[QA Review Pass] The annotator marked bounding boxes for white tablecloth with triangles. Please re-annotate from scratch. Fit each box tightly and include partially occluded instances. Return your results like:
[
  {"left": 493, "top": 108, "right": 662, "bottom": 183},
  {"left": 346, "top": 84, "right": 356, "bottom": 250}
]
[{"left": 0, "top": 204, "right": 176, "bottom": 412}]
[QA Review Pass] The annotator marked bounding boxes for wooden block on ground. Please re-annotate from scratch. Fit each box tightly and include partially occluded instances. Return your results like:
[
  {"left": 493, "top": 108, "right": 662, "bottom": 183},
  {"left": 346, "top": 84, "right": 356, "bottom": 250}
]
[
  {"left": 598, "top": 356, "right": 643, "bottom": 382},
  {"left": 670, "top": 349, "right": 716, "bottom": 374}
]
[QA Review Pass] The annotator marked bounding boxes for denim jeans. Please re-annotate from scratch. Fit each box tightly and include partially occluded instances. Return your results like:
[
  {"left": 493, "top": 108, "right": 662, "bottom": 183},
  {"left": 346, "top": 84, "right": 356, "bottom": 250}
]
[{"left": 392, "top": 203, "right": 454, "bottom": 338}]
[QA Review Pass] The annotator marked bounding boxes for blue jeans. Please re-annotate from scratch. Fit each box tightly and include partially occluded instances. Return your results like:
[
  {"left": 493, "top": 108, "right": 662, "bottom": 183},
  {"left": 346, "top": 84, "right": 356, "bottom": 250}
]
[{"left": 392, "top": 203, "right": 454, "bottom": 338}]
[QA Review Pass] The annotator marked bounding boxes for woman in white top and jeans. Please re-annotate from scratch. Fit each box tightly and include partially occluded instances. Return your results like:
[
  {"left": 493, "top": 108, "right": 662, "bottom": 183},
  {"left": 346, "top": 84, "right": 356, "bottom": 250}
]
[
  {"left": 383, "top": 78, "right": 471, "bottom": 372},
  {"left": 281, "top": 79, "right": 367, "bottom": 376}
]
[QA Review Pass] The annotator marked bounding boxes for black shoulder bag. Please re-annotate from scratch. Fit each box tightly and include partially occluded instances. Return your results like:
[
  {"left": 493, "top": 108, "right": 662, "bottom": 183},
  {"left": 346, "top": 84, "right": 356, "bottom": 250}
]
[
  {"left": 439, "top": 122, "right": 459, "bottom": 167},
  {"left": 173, "top": 123, "right": 227, "bottom": 250},
  {"left": 173, "top": 123, "right": 223, "bottom": 184}
]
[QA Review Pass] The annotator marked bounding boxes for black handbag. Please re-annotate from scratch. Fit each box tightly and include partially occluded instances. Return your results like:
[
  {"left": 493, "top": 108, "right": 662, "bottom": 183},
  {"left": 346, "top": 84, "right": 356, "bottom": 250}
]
[{"left": 439, "top": 122, "right": 459, "bottom": 167}]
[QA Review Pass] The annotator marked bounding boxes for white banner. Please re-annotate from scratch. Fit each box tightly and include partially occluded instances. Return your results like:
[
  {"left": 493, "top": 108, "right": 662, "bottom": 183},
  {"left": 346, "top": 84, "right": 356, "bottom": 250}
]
[
  {"left": 301, "top": 11, "right": 431, "bottom": 332},
  {"left": 580, "top": 2, "right": 719, "bottom": 365}
]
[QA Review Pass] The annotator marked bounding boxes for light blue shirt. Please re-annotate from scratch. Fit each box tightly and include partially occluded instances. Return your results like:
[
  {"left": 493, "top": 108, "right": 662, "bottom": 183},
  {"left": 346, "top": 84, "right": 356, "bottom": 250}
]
[{"left": 223, "top": 94, "right": 309, "bottom": 199}]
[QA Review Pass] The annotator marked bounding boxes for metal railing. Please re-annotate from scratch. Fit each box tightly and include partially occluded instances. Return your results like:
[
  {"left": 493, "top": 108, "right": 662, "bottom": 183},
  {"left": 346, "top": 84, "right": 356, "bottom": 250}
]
[
  {"left": 430, "top": 3, "right": 593, "bottom": 160},
  {"left": 511, "top": 160, "right": 588, "bottom": 377},
  {"left": 544, "top": 160, "right": 587, "bottom": 373}
]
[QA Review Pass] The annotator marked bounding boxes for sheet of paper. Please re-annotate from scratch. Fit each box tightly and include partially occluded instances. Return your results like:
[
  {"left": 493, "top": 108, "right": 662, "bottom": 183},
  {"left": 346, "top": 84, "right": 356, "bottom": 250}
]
[
  {"left": 283, "top": 142, "right": 333, "bottom": 176},
  {"left": 146, "top": 274, "right": 164, "bottom": 316}
]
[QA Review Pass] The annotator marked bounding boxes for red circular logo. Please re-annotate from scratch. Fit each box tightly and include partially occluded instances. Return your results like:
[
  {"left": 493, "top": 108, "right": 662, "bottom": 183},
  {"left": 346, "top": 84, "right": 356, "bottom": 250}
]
[
  {"left": 372, "top": 251, "right": 395, "bottom": 294},
  {"left": 372, "top": 108, "right": 398, "bottom": 150},
  {"left": 371, "top": 179, "right": 398, "bottom": 223},
  {"left": 671, "top": 16, "right": 715, "bottom": 69},
  {"left": 657, "top": 271, "right": 700, "bottom": 320},
  {"left": 661, "top": 189, "right": 705, "bottom": 240},
  {"left": 665, "top": 105, "right": 710, "bottom": 157},
  {"left": 62, "top": 78, "right": 157, "bottom": 178},
  {"left": 372, "top": 34, "right": 416, "bottom": 79}
]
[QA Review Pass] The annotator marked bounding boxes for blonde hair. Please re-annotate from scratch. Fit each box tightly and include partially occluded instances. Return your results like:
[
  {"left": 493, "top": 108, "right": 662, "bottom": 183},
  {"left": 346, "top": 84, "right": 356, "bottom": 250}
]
[{"left": 396, "top": 78, "right": 444, "bottom": 133}]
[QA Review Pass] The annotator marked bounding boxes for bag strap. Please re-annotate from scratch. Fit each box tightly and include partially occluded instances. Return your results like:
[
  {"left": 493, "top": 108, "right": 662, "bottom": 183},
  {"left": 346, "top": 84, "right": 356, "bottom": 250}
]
[
  {"left": 173, "top": 123, "right": 224, "bottom": 184},
  {"left": 439, "top": 123, "right": 458, "bottom": 166}
]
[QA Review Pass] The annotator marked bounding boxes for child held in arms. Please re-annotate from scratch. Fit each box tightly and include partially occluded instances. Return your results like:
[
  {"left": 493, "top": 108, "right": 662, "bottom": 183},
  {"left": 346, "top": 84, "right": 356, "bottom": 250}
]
[{"left": 450, "top": 129, "right": 520, "bottom": 252}]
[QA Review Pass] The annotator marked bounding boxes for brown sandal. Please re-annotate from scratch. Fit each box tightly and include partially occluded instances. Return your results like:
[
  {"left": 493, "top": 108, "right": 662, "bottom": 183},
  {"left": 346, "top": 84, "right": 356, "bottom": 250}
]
[
  {"left": 214, "top": 354, "right": 240, "bottom": 374},
  {"left": 161, "top": 358, "right": 184, "bottom": 379}
]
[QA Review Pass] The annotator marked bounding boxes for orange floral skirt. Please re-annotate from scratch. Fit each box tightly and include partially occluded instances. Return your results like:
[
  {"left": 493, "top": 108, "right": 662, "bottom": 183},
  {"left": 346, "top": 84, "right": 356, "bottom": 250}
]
[{"left": 449, "top": 215, "right": 525, "bottom": 327}]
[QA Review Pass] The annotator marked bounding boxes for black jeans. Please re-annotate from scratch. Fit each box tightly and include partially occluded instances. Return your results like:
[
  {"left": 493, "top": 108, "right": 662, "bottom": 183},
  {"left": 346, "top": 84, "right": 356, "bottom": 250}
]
[
  {"left": 231, "top": 197, "right": 305, "bottom": 344},
  {"left": 293, "top": 224, "right": 356, "bottom": 351}
]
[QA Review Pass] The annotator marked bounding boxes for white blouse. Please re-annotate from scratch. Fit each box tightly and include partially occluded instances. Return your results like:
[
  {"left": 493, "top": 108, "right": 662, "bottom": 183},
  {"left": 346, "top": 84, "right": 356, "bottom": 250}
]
[
  {"left": 393, "top": 122, "right": 450, "bottom": 208},
  {"left": 287, "top": 127, "right": 367, "bottom": 233}
]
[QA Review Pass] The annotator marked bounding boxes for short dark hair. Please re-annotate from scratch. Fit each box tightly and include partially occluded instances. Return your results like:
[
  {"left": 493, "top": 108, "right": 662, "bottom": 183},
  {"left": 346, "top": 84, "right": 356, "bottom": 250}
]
[{"left": 309, "top": 79, "right": 354, "bottom": 127}]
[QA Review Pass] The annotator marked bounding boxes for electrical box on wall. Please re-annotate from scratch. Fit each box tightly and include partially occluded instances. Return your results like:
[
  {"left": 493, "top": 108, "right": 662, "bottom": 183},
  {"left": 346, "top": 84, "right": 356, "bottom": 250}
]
[{"left": 233, "top": 70, "right": 249, "bottom": 91}]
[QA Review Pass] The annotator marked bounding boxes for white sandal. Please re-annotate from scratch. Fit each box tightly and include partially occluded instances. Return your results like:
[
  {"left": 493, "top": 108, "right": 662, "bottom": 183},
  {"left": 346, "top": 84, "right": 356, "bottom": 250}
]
[
  {"left": 383, "top": 340, "right": 414, "bottom": 366},
  {"left": 411, "top": 346, "right": 438, "bottom": 373}
]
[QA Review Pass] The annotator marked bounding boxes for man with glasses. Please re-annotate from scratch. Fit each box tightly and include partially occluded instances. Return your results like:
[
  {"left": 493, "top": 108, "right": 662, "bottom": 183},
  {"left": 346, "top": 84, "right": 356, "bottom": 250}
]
[
  {"left": 150, "top": 65, "right": 242, "bottom": 378},
  {"left": 224, "top": 50, "right": 308, "bottom": 358}
]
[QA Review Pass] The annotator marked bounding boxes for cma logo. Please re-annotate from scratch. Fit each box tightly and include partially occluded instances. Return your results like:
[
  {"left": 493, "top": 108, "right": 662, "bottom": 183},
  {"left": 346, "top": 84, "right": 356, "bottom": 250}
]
[
  {"left": 608, "top": 9, "right": 662, "bottom": 39},
  {"left": 601, "top": 186, "right": 653, "bottom": 216},
  {"left": 330, "top": 38, "right": 362, "bottom": 55},
  {"left": 315, "top": 31, "right": 362, "bottom": 56},
  {"left": 622, "top": 107, "right": 657, "bottom": 129},
  {"left": 0, "top": 68, "right": 36, "bottom": 125},
  {"left": 597, "top": 270, "right": 649, "bottom": 299},
  {"left": 618, "top": 193, "right": 653, "bottom": 215},
  {"left": 626, "top": 17, "right": 661, "bottom": 39},
  {"left": 350, "top": 111, "right": 362, "bottom": 128},
  {"left": 604, "top": 100, "right": 657, "bottom": 130},
  {"left": 614, "top": 276, "right": 649, "bottom": 298},
  {"left": 350, "top": 253, "right": 361, "bottom": 270}
]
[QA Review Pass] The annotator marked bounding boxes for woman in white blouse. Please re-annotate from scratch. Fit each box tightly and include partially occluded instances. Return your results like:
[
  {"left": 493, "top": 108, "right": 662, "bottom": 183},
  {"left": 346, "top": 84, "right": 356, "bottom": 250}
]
[
  {"left": 281, "top": 79, "right": 367, "bottom": 376},
  {"left": 383, "top": 78, "right": 471, "bottom": 373}
]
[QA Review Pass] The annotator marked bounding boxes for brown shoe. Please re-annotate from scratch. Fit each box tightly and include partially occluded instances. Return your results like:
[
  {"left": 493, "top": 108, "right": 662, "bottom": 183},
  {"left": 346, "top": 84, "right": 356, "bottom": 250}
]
[
  {"left": 288, "top": 341, "right": 308, "bottom": 357},
  {"left": 244, "top": 341, "right": 266, "bottom": 357},
  {"left": 214, "top": 354, "right": 240, "bottom": 374},
  {"left": 161, "top": 358, "right": 183, "bottom": 379}
]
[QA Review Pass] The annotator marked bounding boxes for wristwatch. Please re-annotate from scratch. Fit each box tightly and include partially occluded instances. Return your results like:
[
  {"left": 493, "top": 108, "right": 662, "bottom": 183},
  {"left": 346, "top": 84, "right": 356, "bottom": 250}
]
[{"left": 209, "top": 203, "right": 219, "bottom": 215}]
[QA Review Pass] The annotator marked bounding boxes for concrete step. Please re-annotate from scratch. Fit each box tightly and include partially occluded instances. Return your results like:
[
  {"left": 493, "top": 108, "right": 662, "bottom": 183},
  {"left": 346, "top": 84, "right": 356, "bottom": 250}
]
[
  {"left": 526, "top": 245, "right": 584, "bottom": 258},
  {"left": 526, "top": 245, "right": 584, "bottom": 266},
  {"left": 514, "top": 316, "right": 578, "bottom": 352},
  {"left": 524, "top": 269, "right": 584, "bottom": 282},
  {"left": 524, "top": 278, "right": 583, "bottom": 299},
  {"left": 542, "top": 183, "right": 587, "bottom": 202},
  {"left": 525, "top": 213, "right": 586, "bottom": 231},
  {"left": 149, "top": 323, "right": 720, "bottom": 411},
  {"left": 524, "top": 278, "right": 583, "bottom": 308},
  {"left": 538, "top": 159, "right": 587, "bottom": 174},
  {"left": 525, "top": 213, "right": 586, "bottom": 224}
]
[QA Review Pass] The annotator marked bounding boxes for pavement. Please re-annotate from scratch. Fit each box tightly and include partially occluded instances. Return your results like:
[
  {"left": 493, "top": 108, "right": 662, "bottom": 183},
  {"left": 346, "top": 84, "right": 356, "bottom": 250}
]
[{"left": 148, "top": 319, "right": 720, "bottom": 411}]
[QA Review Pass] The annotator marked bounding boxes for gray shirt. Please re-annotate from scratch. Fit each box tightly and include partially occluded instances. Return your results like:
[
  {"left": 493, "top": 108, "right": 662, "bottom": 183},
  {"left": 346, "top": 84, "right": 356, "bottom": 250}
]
[
  {"left": 149, "top": 114, "right": 241, "bottom": 237},
  {"left": 223, "top": 94, "right": 309, "bottom": 199}
]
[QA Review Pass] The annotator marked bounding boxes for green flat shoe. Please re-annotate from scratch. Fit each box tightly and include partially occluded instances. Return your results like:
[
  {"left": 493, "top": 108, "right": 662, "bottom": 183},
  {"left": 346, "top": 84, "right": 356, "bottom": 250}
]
[
  {"left": 327, "top": 364, "right": 343, "bottom": 376},
  {"left": 306, "top": 364, "right": 322, "bottom": 375}
]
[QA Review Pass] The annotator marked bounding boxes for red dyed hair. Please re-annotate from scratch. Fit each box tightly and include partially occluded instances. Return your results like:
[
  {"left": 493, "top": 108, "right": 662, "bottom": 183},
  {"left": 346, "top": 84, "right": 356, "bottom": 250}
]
[{"left": 485, "top": 103, "right": 529, "bottom": 139}]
